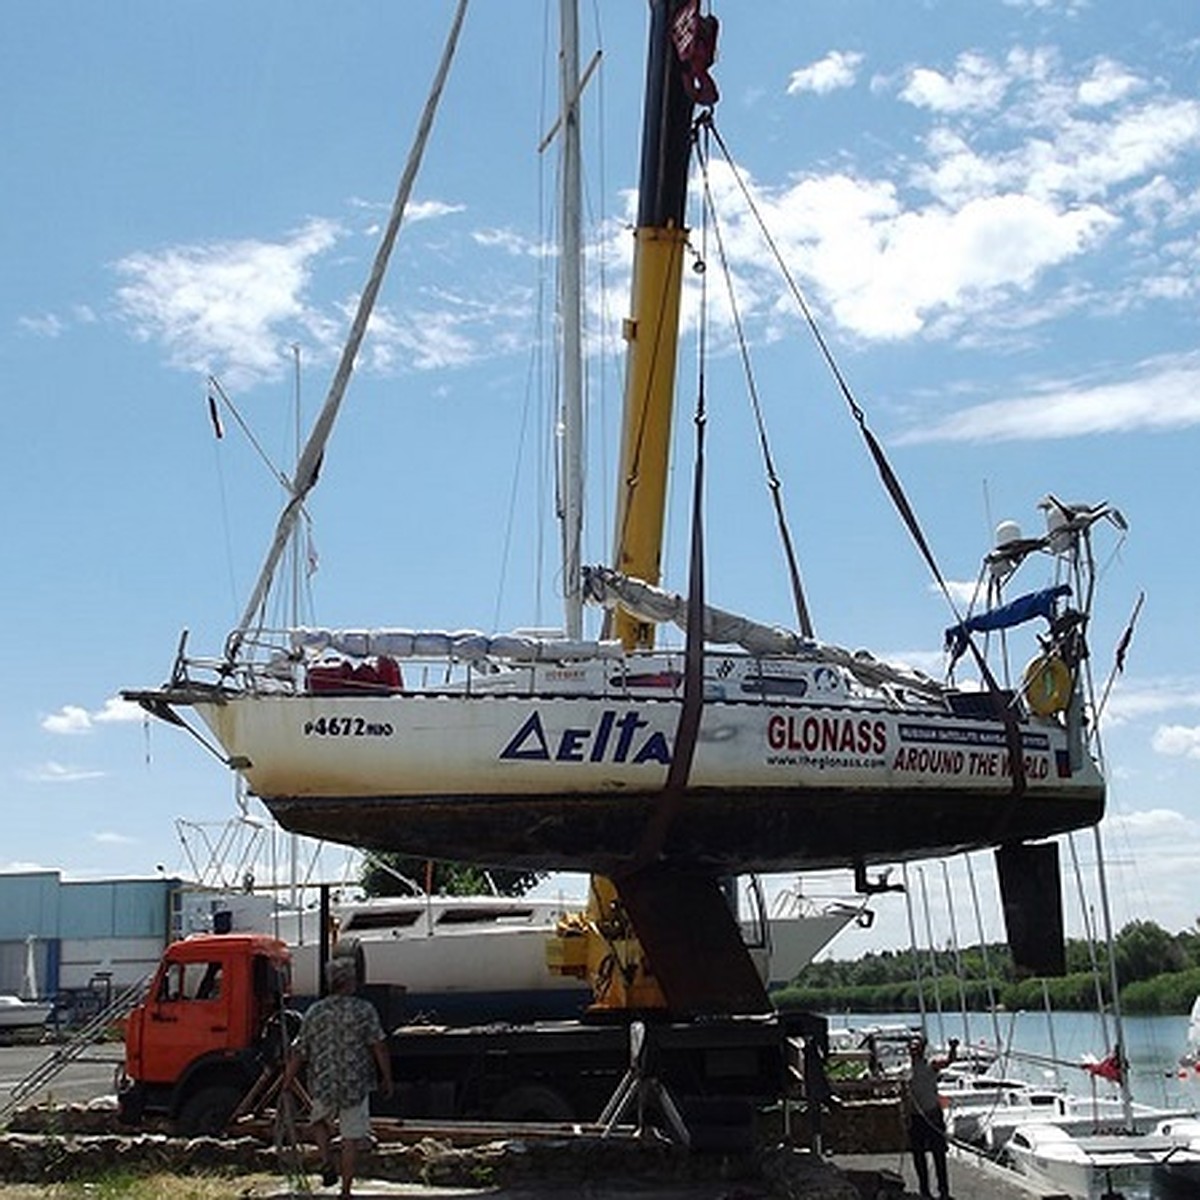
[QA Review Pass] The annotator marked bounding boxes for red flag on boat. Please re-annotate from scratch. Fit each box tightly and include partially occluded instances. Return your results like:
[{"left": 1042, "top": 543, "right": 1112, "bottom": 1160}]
[{"left": 1084, "top": 1048, "right": 1124, "bottom": 1084}]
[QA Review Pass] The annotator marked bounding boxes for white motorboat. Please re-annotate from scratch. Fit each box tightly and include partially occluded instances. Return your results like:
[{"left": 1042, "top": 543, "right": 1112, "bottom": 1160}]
[
  {"left": 283, "top": 893, "right": 587, "bottom": 1022},
  {"left": 948, "top": 1073, "right": 1192, "bottom": 1151},
  {"left": 0, "top": 995, "right": 52, "bottom": 1031},
  {"left": 270, "top": 883, "right": 862, "bottom": 1022},
  {"left": 1002, "top": 1120, "right": 1199, "bottom": 1200},
  {"left": 1150, "top": 1116, "right": 1200, "bottom": 1198}
]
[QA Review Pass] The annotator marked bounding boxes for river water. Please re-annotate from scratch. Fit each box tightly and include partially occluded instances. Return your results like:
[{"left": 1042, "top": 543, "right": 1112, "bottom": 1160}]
[{"left": 839, "top": 1008, "right": 1200, "bottom": 1112}]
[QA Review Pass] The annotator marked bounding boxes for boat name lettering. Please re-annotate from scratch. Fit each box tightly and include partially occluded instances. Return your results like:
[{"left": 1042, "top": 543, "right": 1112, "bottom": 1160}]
[
  {"left": 302, "top": 715, "right": 395, "bottom": 738},
  {"left": 891, "top": 747, "right": 1050, "bottom": 779},
  {"left": 500, "top": 710, "right": 671, "bottom": 765},
  {"left": 766, "top": 714, "right": 887, "bottom": 756}
]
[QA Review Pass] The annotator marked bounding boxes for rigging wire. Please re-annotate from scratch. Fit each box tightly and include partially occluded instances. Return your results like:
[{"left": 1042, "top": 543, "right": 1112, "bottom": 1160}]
[
  {"left": 586, "top": 0, "right": 613, "bottom": 591},
  {"left": 702, "top": 112, "right": 1031, "bottom": 804},
  {"left": 491, "top": 1, "right": 555, "bottom": 633},
  {"left": 694, "top": 117, "right": 813, "bottom": 638}
]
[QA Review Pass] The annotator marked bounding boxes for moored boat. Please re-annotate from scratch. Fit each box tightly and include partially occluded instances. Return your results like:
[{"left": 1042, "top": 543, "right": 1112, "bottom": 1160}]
[
  {"left": 1002, "top": 1120, "right": 1200, "bottom": 1200},
  {"left": 0, "top": 995, "right": 52, "bottom": 1032},
  {"left": 267, "top": 883, "right": 863, "bottom": 1021}
]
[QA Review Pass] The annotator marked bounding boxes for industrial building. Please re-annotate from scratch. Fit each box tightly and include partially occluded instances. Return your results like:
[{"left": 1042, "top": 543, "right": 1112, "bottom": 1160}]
[{"left": 0, "top": 871, "right": 226, "bottom": 1020}]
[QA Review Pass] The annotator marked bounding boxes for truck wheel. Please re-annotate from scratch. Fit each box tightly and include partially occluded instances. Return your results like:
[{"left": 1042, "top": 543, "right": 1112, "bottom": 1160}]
[
  {"left": 175, "top": 1083, "right": 243, "bottom": 1136},
  {"left": 492, "top": 1083, "right": 574, "bottom": 1123}
]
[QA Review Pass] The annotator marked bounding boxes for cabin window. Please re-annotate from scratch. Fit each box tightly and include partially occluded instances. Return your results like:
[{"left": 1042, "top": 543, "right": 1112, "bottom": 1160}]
[
  {"left": 437, "top": 907, "right": 534, "bottom": 925},
  {"left": 157, "top": 960, "right": 223, "bottom": 1002},
  {"left": 341, "top": 909, "right": 422, "bottom": 932}
]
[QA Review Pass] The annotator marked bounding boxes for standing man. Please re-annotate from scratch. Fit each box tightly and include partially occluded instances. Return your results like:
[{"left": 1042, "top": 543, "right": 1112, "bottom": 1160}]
[
  {"left": 905, "top": 1033, "right": 957, "bottom": 1200},
  {"left": 284, "top": 957, "right": 393, "bottom": 1198}
]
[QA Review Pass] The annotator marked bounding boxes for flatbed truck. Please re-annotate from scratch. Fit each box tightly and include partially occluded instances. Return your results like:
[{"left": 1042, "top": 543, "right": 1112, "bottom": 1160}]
[{"left": 117, "top": 931, "right": 827, "bottom": 1148}]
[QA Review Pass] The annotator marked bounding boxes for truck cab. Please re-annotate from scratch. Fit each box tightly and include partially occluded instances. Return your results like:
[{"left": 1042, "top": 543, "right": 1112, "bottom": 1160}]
[{"left": 119, "top": 933, "right": 291, "bottom": 1134}]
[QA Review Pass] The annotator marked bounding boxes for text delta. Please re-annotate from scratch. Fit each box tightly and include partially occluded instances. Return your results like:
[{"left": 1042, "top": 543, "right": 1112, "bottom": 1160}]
[{"left": 500, "top": 710, "right": 672, "bottom": 765}]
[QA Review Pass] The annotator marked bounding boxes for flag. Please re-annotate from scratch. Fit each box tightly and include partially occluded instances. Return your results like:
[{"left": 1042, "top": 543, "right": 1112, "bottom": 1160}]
[
  {"left": 1084, "top": 1048, "right": 1123, "bottom": 1084},
  {"left": 206, "top": 389, "right": 224, "bottom": 439}
]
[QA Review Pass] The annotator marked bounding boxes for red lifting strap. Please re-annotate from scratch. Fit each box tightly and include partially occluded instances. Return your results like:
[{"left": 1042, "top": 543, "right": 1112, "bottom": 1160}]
[{"left": 671, "top": 0, "right": 719, "bottom": 107}]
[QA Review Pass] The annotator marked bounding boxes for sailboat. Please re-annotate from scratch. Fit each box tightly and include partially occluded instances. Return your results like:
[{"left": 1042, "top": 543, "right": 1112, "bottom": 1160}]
[{"left": 125, "top": 2, "right": 1119, "bottom": 940}]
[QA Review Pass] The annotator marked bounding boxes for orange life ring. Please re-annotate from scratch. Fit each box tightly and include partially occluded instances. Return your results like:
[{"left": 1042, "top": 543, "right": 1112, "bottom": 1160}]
[{"left": 1023, "top": 655, "right": 1072, "bottom": 716}]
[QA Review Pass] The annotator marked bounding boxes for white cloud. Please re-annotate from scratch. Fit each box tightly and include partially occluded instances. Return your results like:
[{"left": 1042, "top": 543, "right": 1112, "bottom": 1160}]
[
  {"left": 404, "top": 199, "right": 465, "bottom": 224},
  {"left": 900, "top": 52, "right": 1011, "bottom": 114},
  {"left": 898, "top": 355, "right": 1200, "bottom": 443},
  {"left": 349, "top": 196, "right": 463, "bottom": 224},
  {"left": 42, "top": 706, "right": 93, "bottom": 735},
  {"left": 1152, "top": 725, "right": 1200, "bottom": 759},
  {"left": 1103, "top": 678, "right": 1200, "bottom": 725},
  {"left": 21, "top": 761, "right": 105, "bottom": 784},
  {"left": 93, "top": 831, "right": 138, "bottom": 845},
  {"left": 706, "top": 157, "right": 1115, "bottom": 341},
  {"left": 115, "top": 218, "right": 342, "bottom": 387},
  {"left": 93, "top": 697, "right": 145, "bottom": 724},
  {"left": 17, "top": 313, "right": 64, "bottom": 338},
  {"left": 1106, "top": 807, "right": 1198, "bottom": 839},
  {"left": 671, "top": 43, "right": 1200, "bottom": 349},
  {"left": 786, "top": 51, "right": 864, "bottom": 97},
  {"left": 42, "top": 696, "right": 144, "bottom": 734},
  {"left": 1001, "top": 0, "right": 1089, "bottom": 13},
  {"left": 470, "top": 227, "right": 543, "bottom": 256},
  {"left": 1077, "top": 58, "right": 1142, "bottom": 108}
]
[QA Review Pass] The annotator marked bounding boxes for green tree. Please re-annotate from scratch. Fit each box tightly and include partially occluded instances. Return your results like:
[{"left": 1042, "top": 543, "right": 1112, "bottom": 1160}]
[
  {"left": 360, "top": 853, "right": 545, "bottom": 898},
  {"left": 1114, "top": 920, "right": 1187, "bottom": 985}
]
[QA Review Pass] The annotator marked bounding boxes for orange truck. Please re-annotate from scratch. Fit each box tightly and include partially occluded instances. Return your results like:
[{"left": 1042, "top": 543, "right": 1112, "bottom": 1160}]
[{"left": 117, "top": 932, "right": 293, "bottom": 1134}]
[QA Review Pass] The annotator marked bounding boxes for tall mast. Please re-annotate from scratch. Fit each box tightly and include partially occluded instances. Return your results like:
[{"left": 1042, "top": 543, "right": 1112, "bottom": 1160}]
[
  {"left": 609, "top": 0, "right": 709, "bottom": 649},
  {"left": 559, "top": 0, "right": 585, "bottom": 639}
]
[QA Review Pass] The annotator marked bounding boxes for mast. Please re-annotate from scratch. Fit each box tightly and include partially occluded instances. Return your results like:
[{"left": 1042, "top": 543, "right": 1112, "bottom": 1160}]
[
  {"left": 558, "top": 0, "right": 585, "bottom": 639},
  {"left": 1092, "top": 824, "right": 1135, "bottom": 1128},
  {"left": 609, "top": 0, "right": 707, "bottom": 649},
  {"left": 224, "top": 0, "right": 469, "bottom": 666}
]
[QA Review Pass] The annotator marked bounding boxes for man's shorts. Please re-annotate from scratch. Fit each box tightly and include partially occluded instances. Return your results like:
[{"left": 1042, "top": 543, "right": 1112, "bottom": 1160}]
[{"left": 310, "top": 1095, "right": 371, "bottom": 1140}]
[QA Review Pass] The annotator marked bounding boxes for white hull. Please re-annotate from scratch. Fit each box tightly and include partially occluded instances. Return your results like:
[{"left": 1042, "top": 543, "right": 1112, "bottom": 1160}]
[
  {"left": 185, "top": 650, "right": 1103, "bottom": 873},
  {"left": 1003, "top": 1121, "right": 1197, "bottom": 1199},
  {"left": 283, "top": 896, "right": 583, "bottom": 1003},
  {"left": 0, "top": 996, "right": 52, "bottom": 1030}
]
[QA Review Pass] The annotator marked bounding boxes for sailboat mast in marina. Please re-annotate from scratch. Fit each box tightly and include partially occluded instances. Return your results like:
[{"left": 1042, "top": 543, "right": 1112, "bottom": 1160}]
[{"left": 126, "top": 0, "right": 1125, "bottom": 982}]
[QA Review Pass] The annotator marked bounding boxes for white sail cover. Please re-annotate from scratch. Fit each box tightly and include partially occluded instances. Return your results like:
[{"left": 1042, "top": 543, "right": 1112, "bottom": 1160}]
[{"left": 290, "top": 627, "right": 624, "bottom": 663}]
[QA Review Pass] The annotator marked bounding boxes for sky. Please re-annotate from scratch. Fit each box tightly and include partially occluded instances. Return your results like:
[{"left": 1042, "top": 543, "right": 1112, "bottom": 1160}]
[{"left": 3, "top": 0, "right": 1199, "bottom": 962}]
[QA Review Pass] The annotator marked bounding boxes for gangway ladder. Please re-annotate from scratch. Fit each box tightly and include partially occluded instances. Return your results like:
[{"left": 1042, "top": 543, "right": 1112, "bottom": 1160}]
[{"left": 0, "top": 973, "right": 152, "bottom": 1124}]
